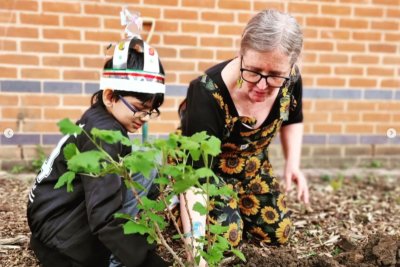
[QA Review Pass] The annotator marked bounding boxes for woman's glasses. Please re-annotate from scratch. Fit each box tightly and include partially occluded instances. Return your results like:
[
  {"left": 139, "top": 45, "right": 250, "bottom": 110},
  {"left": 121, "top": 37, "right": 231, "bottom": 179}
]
[
  {"left": 240, "top": 57, "right": 290, "bottom": 88},
  {"left": 118, "top": 95, "right": 160, "bottom": 119}
]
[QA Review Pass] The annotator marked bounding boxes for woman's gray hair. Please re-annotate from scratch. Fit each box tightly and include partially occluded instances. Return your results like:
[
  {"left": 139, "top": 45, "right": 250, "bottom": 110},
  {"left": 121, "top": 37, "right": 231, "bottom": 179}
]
[{"left": 240, "top": 9, "right": 303, "bottom": 65}]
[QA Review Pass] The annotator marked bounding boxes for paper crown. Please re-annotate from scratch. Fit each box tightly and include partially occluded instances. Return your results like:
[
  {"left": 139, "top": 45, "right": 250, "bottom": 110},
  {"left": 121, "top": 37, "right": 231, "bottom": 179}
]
[{"left": 100, "top": 9, "right": 165, "bottom": 94}]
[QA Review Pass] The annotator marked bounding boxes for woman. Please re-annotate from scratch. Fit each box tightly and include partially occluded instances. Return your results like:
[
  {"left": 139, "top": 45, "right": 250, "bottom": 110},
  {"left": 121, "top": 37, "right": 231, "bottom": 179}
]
[{"left": 179, "top": 9, "right": 310, "bottom": 257}]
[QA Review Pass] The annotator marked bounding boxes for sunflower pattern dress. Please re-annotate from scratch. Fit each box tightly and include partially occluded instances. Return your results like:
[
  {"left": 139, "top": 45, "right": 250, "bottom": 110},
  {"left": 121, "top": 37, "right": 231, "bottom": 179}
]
[{"left": 179, "top": 59, "right": 303, "bottom": 247}]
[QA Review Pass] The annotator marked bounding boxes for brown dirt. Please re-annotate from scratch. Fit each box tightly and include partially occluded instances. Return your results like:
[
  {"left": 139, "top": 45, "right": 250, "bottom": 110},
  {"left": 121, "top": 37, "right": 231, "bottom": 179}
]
[{"left": 1, "top": 169, "right": 399, "bottom": 267}]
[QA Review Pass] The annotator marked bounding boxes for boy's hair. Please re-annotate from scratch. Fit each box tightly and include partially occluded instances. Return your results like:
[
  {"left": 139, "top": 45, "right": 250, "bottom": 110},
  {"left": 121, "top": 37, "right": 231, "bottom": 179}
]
[{"left": 92, "top": 37, "right": 165, "bottom": 111}]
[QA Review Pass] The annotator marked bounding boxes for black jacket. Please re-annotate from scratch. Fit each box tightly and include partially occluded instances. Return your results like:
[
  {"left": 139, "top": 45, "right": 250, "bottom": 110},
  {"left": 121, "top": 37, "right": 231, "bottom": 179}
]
[{"left": 27, "top": 105, "right": 165, "bottom": 267}]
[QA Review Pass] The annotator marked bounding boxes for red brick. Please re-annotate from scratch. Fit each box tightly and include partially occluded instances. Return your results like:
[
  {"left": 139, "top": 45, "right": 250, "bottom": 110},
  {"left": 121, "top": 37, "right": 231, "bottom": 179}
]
[
  {"left": 339, "top": 19, "right": 368, "bottom": 29},
  {"left": 337, "top": 43, "right": 366, "bottom": 52},
  {"left": 0, "top": 54, "right": 39, "bottom": 65},
  {"left": 162, "top": 60, "right": 195, "bottom": 71},
  {"left": 347, "top": 102, "right": 376, "bottom": 111},
  {"left": 164, "top": 35, "right": 197, "bottom": 46},
  {"left": 180, "top": 49, "right": 214, "bottom": 59},
  {"left": 143, "top": 0, "right": 178, "bottom": 5},
  {"left": 158, "top": 111, "right": 180, "bottom": 121},
  {"left": 84, "top": 4, "right": 120, "bottom": 16},
  {"left": 104, "top": 0, "right": 140, "bottom": 3},
  {"left": 24, "top": 121, "right": 60, "bottom": 133},
  {"left": 315, "top": 101, "right": 345, "bottom": 111},
  {"left": 352, "top": 55, "right": 379, "bottom": 64},
  {"left": 44, "top": 109, "right": 83, "bottom": 119},
  {"left": 21, "top": 68, "right": 60, "bottom": 79},
  {"left": 181, "top": 72, "right": 203, "bottom": 85},
  {"left": 216, "top": 50, "right": 239, "bottom": 60},
  {"left": 289, "top": 3, "right": 318, "bottom": 14},
  {"left": 148, "top": 122, "right": 178, "bottom": 133},
  {"left": 349, "top": 79, "right": 377, "bottom": 87},
  {"left": 218, "top": 25, "right": 243, "bottom": 35},
  {"left": 201, "top": 12, "right": 234, "bottom": 22},
  {"left": 303, "top": 29, "right": 318, "bottom": 39},
  {"left": 0, "top": 11, "right": 16, "bottom": 23},
  {"left": 320, "top": 30, "right": 350, "bottom": 40},
  {"left": 200, "top": 37, "right": 233, "bottom": 47},
  {"left": 63, "top": 43, "right": 100, "bottom": 55},
  {"left": 387, "top": 8, "right": 400, "bottom": 18},
  {"left": 345, "top": 124, "right": 374, "bottom": 134},
  {"left": 0, "top": 40, "right": 17, "bottom": 51},
  {"left": 21, "top": 95, "right": 60, "bottom": 106},
  {"left": 156, "top": 47, "right": 177, "bottom": 58},
  {"left": 306, "top": 17, "right": 336, "bottom": 28},
  {"left": 321, "top": 5, "right": 351, "bottom": 15},
  {"left": 381, "top": 79, "right": 400, "bottom": 88},
  {"left": 373, "top": 0, "right": 400, "bottom": 5},
  {"left": 354, "top": 7, "right": 384, "bottom": 17},
  {"left": 332, "top": 113, "right": 361, "bottom": 122},
  {"left": 254, "top": 2, "right": 284, "bottom": 11},
  {"left": 238, "top": 12, "right": 254, "bottom": 23},
  {"left": 63, "top": 16, "right": 100, "bottom": 28},
  {"left": 314, "top": 124, "right": 342, "bottom": 134},
  {"left": 334, "top": 66, "right": 364, "bottom": 75},
  {"left": 21, "top": 41, "right": 59, "bottom": 53},
  {"left": 0, "top": 26, "right": 39, "bottom": 38},
  {"left": 63, "top": 95, "right": 92, "bottom": 106},
  {"left": 363, "top": 113, "right": 390, "bottom": 122},
  {"left": 154, "top": 21, "right": 179, "bottom": 32},
  {"left": 316, "top": 78, "right": 346, "bottom": 87},
  {"left": 43, "top": 56, "right": 80, "bottom": 67},
  {"left": 64, "top": 70, "right": 100, "bottom": 81},
  {"left": 382, "top": 56, "right": 400, "bottom": 64},
  {"left": 164, "top": 72, "right": 177, "bottom": 84},
  {"left": 320, "top": 54, "right": 348, "bottom": 63},
  {"left": 369, "top": 44, "right": 397, "bottom": 53},
  {"left": 385, "top": 33, "right": 400, "bottom": 42},
  {"left": 353, "top": 32, "right": 382, "bottom": 41},
  {"left": 42, "top": 2, "right": 81, "bottom": 13},
  {"left": 371, "top": 21, "right": 399, "bottom": 30},
  {"left": 159, "top": 98, "right": 177, "bottom": 109},
  {"left": 377, "top": 103, "right": 400, "bottom": 111},
  {"left": 85, "top": 31, "right": 121, "bottom": 42},
  {"left": 133, "top": 7, "right": 161, "bottom": 18},
  {"left": 84, "top": 57, "right": 105, "bottom": 68},
  {"left": 304, "top": 112, "right": 329, "bottom": 122},
  {"left": 218, "top": 0, "right": 250, "bottom": 9},
  {"left": 0, "top": 0, "right": 38, "bottom": 11},
  {"left": 302, "top": 66, "right": 331, "bottom": 75},
  {"left": 198, "top": 61, "right": 217, "bottom": 72},
  {"left": 2, "top": 107, "right": 41, "bottom": 119},
  {"left": 367, "top": 67, "right": 394, "bottom": 76},
  {"left": 182, "top": 0, "right": 215, "bottom": 8},
  {"left": 20, "top": 13, "right": 59, "bottom": 26},
  {"left": 164, "top": 9, "right": 198, "bottom": 20},
  {"left": 0, "top": 67, "right": 17, "bottom": 78},
  {"left": 182, "top": 23, "right": 214, "bottom": 33},
  {"left": 304, "top": 41, "right": 334, "bottom": 51},
  {"left": 43, "top": 29, "right": 81, "bottom": 40}
]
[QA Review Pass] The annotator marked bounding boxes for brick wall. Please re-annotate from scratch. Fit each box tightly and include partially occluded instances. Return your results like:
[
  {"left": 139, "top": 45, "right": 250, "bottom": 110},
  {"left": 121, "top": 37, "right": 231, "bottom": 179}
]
[{"left": 1, "top": 0, "right": 399, "bottom": 170}]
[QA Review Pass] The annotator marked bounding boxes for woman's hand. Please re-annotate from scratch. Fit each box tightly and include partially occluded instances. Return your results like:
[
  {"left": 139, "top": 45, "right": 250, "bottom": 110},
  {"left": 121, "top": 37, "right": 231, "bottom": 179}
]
[{"left": 284, "top": 168, "right": 309, "bottom": 205}]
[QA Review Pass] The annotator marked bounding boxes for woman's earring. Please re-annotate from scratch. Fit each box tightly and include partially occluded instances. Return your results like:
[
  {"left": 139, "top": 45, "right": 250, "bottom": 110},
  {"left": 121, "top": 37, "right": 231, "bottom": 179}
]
[{"left": 237, "top": 77, "right": 243, "bottom": 89}]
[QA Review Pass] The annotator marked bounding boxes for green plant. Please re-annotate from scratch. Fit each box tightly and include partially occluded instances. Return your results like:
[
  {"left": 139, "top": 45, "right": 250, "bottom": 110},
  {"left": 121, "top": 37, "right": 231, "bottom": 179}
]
[
  {"left": 330, "top": 174, "right": 345, "bottom": 191},
  {"left": 31, "top": 145, "right": 47, "bottom": 173},
  {"left": 10, "top": 164, "right": 26, "bottom": 174},
  {"left": 331, "top": 246, "right": 342, "bottom": 256},
  {"left": 55, "top": 118, "right": 245, "bottom": 267},
  {"left": 320, "top": 174, "right": 331, "bottom": 182},
  {"left": 369, "top": 159, "right": 382, "bottom": 168}
]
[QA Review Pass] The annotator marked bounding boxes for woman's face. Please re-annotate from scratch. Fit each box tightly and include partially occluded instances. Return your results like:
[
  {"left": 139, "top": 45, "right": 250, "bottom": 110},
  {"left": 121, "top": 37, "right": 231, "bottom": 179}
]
[
  {"left": 240, "top": 49, "right": 292, "bottom": 102},
  {"left": 105, "top": 92, "right": 153, "bottom": 133}
]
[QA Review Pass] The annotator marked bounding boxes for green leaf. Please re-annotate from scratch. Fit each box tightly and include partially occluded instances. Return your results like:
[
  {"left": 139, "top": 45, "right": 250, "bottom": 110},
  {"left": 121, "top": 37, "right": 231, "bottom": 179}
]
[
  {"left": 67, "top": 151, "right": 105, "bottom": 173},
  {"left": 209, "top": 224, "right": 229, "bottom": 235},
  {"left": 154, "top": 176, "right": 170, "bottom": 185},
  {"left": 173, "top": 177, "right": 198, "bottom": 194},
  {"left": 201, "top": 136, "right": 221, "bottom": 157},
  {"left": 123, "top": 221, "right": 149, "bottom": 235},
  {"left": 114, "top": 212, "right": 133, "bottom": 220},
  {"left": 54, "top": 171, "right": 75, "bottom": 192},
  {"left": 91, "top": 128, "right": 131, "bottom": 145},
  {"left": 180, "top": 138, "right": 199, "bottom": 151},
  {"left": 190, "top": 131, "right": 208, "bottom": 143},
  {"left": 195, "top": 167, "right": 214, "bottom": 178},
  {"left": 231, "top": 249, "right": 246, "bottom": 262},
  {"left": 63, "top": 143, "right": 78, "bottom": 160},
  {"left": 123, "top": 151, "right": 156, "bottom": 178},
  {"left": 57, "top": 118, "right": 82, "bottom": 135},
  {"left": 124, "top": 179, "right": 145, "bottom": 192},
  {"left": 193, "top": 201, "right": 207, "bottom": 215}
]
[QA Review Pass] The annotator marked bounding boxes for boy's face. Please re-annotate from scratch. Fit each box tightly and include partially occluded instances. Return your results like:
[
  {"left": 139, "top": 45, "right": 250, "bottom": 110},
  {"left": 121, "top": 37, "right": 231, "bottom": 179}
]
[{"left": 109, "top": 95, "right": 153, "bottom": 133}]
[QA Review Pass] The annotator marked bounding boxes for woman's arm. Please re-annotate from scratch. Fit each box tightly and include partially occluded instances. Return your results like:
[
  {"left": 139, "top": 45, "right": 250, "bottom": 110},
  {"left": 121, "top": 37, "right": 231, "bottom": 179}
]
[{"left": 280, "top": 122, "right": 309, "bottom": 204}]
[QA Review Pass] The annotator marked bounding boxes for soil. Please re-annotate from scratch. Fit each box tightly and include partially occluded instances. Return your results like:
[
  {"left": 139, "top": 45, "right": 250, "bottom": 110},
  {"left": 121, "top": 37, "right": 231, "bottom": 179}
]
[{"left": 1, "top": 168, "right": 399, "bottom": 267}]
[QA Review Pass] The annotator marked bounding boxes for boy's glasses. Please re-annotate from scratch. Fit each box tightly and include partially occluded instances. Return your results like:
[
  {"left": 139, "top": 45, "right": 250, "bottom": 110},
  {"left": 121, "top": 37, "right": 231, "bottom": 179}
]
[
  {"left": 118, "top": 95, "right": 160, "bottom": 119},
  {"left": 240, "top": 57, "right": 290, "bottom": 88}
]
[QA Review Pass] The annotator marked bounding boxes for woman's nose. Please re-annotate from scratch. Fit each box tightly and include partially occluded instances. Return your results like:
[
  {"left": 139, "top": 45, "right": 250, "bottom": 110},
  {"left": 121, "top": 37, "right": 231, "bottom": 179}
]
[{"left": 256, "top": 77, "right": 268, "bottom": 90}]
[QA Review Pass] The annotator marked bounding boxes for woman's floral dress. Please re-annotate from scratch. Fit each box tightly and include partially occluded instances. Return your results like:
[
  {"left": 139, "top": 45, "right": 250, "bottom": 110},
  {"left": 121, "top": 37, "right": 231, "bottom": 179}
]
[{"left": 179, "top": 59, "right": 303, "bottom": 246}]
